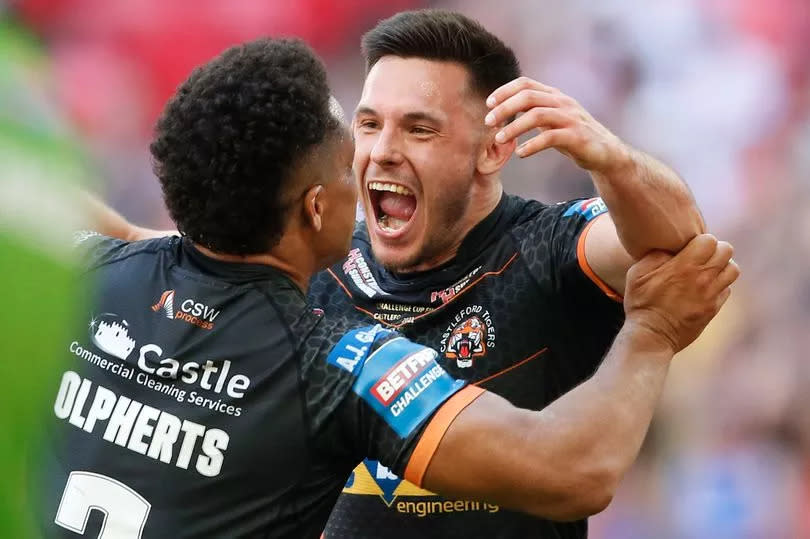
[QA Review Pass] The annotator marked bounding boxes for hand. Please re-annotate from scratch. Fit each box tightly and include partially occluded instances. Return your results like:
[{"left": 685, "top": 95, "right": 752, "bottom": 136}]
[
  {"left": 623, "top": 234, "right": 740, "bottom": 353},
  {"left": 485, "top": 77, "right": 628, "bottom": 173}
]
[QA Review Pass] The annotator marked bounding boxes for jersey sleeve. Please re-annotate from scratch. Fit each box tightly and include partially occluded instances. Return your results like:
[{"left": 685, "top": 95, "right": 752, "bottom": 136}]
[
  {"left": 72, "top": 230, "right": 128, "bottom": 270},
  {"left": 73, "top": 231, "right": 179, "bottom": 273},
  {"left": 515, "top": 198, "right": 625, "bottom": 374},
  {"left": 516, "top": 197, "right": 621, "bottom": 302},
  {"left": 299, "top": 319, "right": 482, "bottom": 485}
]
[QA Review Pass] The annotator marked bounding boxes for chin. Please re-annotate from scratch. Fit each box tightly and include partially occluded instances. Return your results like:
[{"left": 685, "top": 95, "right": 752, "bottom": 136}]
[
  {"left": 370, "top": 241, "right": 420, "bottom": 273},
  {"left": 321, "top": 243, "right": 352, "bottom": 270}
]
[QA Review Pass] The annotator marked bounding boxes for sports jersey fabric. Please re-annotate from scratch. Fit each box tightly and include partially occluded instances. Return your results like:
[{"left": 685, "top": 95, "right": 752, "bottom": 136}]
[
  {"left": 310, "top": 194, "right": 624, "bottom": 539},
  {"left": 39, "top": 234, "right": 478, "bottom": 538}
]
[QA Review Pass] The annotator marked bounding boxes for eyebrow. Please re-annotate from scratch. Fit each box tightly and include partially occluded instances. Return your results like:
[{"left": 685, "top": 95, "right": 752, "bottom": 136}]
[{"left": 354, "top": 106, "right": 444, "bottom": 125}]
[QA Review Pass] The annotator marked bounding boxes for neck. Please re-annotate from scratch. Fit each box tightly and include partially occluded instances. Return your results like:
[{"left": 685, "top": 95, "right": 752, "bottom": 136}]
[
  {"left": 191, "top": 242, "right": 312, "bottom": 292},
  {"left": 398, "top": 181, "right": 503, "bottom": 273}
]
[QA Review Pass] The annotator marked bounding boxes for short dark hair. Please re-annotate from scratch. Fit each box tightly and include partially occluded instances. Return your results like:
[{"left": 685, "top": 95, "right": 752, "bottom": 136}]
[
  {"left": 150, "top": 38, "right": 339, "bottom": 255},
  {"left": 361, "top": 9, "right": 521, "bottom": 98}
]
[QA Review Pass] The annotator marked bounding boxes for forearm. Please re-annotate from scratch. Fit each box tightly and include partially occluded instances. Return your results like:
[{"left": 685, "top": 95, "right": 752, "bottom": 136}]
[
  {"left": 80, "top": 191, "right": 175, "bottom": 241},
  {"left": 536, "top": 323, "right": 670, "bottom": 489},
  {"left": 80, "top": 192, "right": 139, "bottom": 241},
  {"left": 489, "top": 322, "right": 670, "bottom": 518},
  {"left": 591, "top": 147, "right": 705, "bottom": 258},
  {"left": 424, "top": 322, "right": 674, "bottom": 520}
]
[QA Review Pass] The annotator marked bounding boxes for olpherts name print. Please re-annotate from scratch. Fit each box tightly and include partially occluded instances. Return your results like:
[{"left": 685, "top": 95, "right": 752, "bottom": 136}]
[
  {"left": 54, "top": 312, "right": 253, "bottom": 478},
  {"left": 53, "top": 371, "right": 229, "bottom": 477}
]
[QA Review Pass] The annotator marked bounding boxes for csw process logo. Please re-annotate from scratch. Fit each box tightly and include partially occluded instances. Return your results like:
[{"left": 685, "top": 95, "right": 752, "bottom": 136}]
[{"left": 151, "top": 289, "right": 221, "bottom": 330}]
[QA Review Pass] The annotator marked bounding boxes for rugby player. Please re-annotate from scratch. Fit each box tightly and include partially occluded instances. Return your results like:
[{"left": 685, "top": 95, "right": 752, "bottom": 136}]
[
  {"left": 71, "top": 37, "right": 737, "bottom": 538},
  {"left": 304, "top": 10, "right": 712, "bottom": 539}
]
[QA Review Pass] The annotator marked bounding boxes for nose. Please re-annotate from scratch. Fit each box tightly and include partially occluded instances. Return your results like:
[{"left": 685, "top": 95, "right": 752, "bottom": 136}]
[{"left": 369, "top": 126, "right": 403, "bottom": 168}]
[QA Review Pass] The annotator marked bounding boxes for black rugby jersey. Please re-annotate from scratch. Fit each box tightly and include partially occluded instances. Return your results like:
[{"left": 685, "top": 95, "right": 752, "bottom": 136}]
[
  {"left": 310, "top": 194, "right": 625, "bottom": 539},
  {"left": 38, "top": 234, "right": 480, "bottom": 539}
]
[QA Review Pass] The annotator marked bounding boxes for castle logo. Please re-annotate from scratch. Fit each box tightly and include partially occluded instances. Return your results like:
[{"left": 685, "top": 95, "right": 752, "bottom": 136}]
[
  {"left": 152, "top": 290, "right": 175, "bottom": 319},
  {"left": 90, "top": 314, "right": 136, "bottom": 360}
]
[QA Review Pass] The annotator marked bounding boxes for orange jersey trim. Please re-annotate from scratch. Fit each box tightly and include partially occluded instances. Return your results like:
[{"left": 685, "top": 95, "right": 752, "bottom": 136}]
[
  {"left": 576, "top": 216, "right": 623, "bottom": 303},
  {"left": 326, "top": 268, "right": 353, "bottom": 299},
  {"left": 403, "top": 385, "right": 485, "bottom": 487},
  {"left": 473, "top": 347, "right": 548, "bottom": 386}
]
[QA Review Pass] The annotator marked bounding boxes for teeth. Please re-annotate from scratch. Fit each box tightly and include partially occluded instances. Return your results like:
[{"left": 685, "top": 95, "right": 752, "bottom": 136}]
[
  {"left": 378, "top": 215, "right": 409, "bottom": 232},
  {"left": 369, "top": 182, "right": 413, "bottom": 196}
]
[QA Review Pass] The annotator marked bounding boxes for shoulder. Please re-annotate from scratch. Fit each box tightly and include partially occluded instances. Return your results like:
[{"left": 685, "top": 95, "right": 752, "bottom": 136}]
[
  {"left": 73, "top": 231, "right": 179, "bottom": 271},
  {"left": 510, "top": 196, "right": 608, "bottom": 240}
]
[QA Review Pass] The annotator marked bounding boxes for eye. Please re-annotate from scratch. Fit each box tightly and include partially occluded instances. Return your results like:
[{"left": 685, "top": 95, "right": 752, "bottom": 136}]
[
  {"left": 410, "top": 126, "right": 435, "bottom": 136},
  {"left": 356, "top": 120, "right": 379, "bottom": 130}
]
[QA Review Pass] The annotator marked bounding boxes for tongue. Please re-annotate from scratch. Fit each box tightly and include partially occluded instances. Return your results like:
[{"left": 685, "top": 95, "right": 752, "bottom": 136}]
[{"left": 379, "top": 192, "right": 416, "bottom": 220}]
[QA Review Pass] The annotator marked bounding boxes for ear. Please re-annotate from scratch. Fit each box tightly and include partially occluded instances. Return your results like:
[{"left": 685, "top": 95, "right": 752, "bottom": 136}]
[
  {"left": 476, "top": 129, "right": 516, "bottom": 176},
  {"left": 303, "top": 184, "right": 325, "bottom": 232}
]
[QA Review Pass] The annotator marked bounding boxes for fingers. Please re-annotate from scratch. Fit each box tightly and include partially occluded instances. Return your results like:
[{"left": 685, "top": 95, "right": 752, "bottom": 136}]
[
  {"left": 513, "top": 129, "right": 575, "bottom": 158},
  {"left": 485, "top": 90, "right": 562, "bottom": 127},
  {"left": 492, "top": 107, "right": 567, "bottom": 144},
  {"left": 675, "top": 234, "right": 718, "bottom": 266},
  {"left": 714, "top": 286, "right": 732, "bottom": 312},
  {"left": 709, "top": 259, "right": 741, "bottom": 295},
  {"left": 629, "top": 250, "right": 672, "bottom": 276},
  {"left": 486, "top": 77, "right": 559, "bottom": 109},
  {"left": 704, "top": 240, "right": 733, "bottom": 270}
]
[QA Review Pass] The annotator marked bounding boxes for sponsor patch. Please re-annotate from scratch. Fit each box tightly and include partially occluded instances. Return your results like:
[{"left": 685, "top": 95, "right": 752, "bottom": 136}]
[
  {"left": 353, "top": 338, "right": 464, "bottom": 437},
  {"left": 150, "top": 289, "right": 221, "bottom": 330},
  {"left": 342, "top": 248, "right": 389, "bottom": 298},
  {"left": 429, "top": 266, "right": 482, "bottom": 305},
  {"left": 563, "top": 197, "right": 608, "bottom": 222},
  {"left": 326, "top": 325, "right": 392, "bottom": 375}
]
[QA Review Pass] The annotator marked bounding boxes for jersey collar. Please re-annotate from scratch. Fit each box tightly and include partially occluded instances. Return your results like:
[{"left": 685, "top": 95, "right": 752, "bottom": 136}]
[
  {"left": 179, "top": 238, "right": 303, "bottom": 292},
  {"left": 380, "top": 193, "right": 521, "bottom": 285}
]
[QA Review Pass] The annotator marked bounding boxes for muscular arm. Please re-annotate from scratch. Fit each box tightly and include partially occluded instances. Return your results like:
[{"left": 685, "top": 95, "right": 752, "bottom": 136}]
[
  {"left": 590, "top": 148, "right": 705, "bottom": 259},
  {"left": 418, "top": 234, "right": 738, "bottom": 520},
  {"left": 485, "top": 77, "right": 705, "bottom": 294},
  {"left": 584, "top": 150, "right": 705, "bottom": 294},
  {"left": 423, "top": 322, "right": 670, "bottom": 520}
]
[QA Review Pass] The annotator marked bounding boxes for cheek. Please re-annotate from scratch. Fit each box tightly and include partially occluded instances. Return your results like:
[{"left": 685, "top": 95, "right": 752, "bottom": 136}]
[
  {"left": 347, "top": 181, "right": 359, "bottom": 208},
  {"left": 352, "top": 141, "right": 371, "bottom": 174},
  {"left": 415, "top": 150, "right": 472, "bottom": 208},
  {"left": 341, "top": 182, "right": 358, "bottom": 217}
]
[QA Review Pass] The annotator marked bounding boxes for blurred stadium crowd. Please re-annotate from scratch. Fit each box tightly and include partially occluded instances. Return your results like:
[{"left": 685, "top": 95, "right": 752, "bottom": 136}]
[{"left": 2, "top": 0, "right": 809, "bottom": 537}]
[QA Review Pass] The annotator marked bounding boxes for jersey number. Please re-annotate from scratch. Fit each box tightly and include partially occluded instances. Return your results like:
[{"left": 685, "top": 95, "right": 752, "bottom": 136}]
[{"left": 55, "top": 471, "right": 151, "bottom": 538}]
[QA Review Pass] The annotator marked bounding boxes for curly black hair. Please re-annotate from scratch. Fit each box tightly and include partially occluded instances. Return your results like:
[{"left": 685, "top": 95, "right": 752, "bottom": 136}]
[{"left": 151, "top": 38, "right": 338, "bottom": 255}]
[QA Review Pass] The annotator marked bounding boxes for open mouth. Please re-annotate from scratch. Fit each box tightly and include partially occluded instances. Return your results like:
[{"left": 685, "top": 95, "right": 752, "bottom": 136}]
[{"left": 368, "top": 181, "right": 417, "bottom": 238}]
